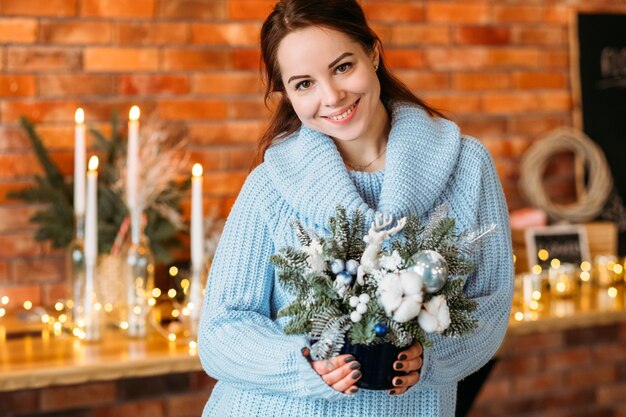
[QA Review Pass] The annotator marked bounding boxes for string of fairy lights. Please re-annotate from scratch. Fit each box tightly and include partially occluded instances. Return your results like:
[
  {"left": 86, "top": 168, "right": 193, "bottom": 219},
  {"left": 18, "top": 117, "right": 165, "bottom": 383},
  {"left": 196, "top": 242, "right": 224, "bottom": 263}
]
[{"left": 0, "top": 265, "right": 201, "bottom": 353}]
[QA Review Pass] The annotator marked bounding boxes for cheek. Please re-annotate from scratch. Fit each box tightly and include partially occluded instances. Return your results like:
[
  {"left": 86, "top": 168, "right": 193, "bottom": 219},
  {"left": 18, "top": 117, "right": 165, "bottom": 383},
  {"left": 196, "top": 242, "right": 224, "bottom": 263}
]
[{"left": 288, "top": 93, "right": 319, "bottom": 120}]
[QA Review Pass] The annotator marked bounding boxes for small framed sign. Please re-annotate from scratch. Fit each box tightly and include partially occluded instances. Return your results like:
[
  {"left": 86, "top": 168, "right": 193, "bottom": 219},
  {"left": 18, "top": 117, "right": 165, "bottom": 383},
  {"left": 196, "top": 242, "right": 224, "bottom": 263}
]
[{"left": 524, "top": 225, "right": 590, "bottom": 270}]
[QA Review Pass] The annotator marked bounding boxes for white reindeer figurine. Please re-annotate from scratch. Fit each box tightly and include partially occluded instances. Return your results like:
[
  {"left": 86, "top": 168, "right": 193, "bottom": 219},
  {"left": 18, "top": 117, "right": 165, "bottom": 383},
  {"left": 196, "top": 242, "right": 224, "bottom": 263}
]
[{"left": 356, "top": 213, "right": 407, "bottom": 284}]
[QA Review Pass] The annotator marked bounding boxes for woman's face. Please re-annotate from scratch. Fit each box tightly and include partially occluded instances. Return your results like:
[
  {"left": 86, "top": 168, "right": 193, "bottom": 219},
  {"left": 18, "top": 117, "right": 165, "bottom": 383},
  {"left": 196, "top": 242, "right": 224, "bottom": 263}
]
[{"left": 276, "top": 26, "right": 385, "bottom": 143}]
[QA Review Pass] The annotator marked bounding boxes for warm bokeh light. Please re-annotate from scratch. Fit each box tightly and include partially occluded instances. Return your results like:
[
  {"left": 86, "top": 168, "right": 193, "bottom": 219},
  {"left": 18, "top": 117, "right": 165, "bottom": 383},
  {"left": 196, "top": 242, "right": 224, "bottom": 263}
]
[
  {"left": 580, "top": 261, "right": 591, "bottom": 272},
  {"left": 129, "top": 105, "right": 140, "bottom": 121},
  {"left": 608, "top": 287, "right": 618, "bottom": 298},
  {"left": 75, "top": 108, "right": 85, "bottom": 124},
  {"left": 55, "top": 302, "right": 64, "bottom": 311},
  {"left": 168, "top": 289, "right": 177, "bottom": 298},
  {"left": 550, "top": 258, "right": 561, "bottom": 269},
  {"left": 532, "top": 265, "right": 542, "bottom": 275},
  {"left": 580, "top": 271, "right": 590, "bottom": 282},
  {"left": 192, "top": 163, "right": 203, "bottom": 177},
  {"left": 538, "top": 249, "right": 549, "bottom": 261},
  {"left": 88, "top": 155, "right": 99, "bottom": 171},
  {"left": 152, "top": 288, "right": 162, "bottom": 298},
  {"left": 514, "top": 312, "right": 524, "bottom": 321},
  {"left": 169, "top": 266, "right": 179, "bottom": 277},
  {"left": 23, "top": 300, "right": 33, "bottom": 310},
  {"left": 1, "top": 296, "right": 8, "bottom": 305}
]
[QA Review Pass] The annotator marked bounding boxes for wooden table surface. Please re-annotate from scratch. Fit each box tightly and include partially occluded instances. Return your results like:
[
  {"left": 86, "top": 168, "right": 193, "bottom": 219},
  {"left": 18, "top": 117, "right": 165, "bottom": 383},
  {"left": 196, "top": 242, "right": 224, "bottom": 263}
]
[
  {"left": 1, "top": 283, "right": 626, "bottom": 392},
  {"left": 0, "top": 319, "right": 201, "bottom": 392}
]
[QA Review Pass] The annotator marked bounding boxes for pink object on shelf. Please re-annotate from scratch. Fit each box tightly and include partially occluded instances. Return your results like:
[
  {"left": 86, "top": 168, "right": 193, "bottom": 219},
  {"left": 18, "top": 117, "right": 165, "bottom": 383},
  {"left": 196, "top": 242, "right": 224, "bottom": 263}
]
[{"left": 509, "top": 207, "right": 548, "bottom": 230}]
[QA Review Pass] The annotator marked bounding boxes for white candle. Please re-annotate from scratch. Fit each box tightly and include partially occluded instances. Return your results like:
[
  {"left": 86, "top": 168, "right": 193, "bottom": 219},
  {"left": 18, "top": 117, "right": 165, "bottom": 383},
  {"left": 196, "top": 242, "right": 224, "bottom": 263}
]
[
  {"left": 191, "top": 163, "right": 204, "bottom": 269},
  {"left": 74, "top": 108, "right": 86, "bottom": 217},
  {"left": 85, "top": 156, "right": 99, "bottom": 266},
  {"left": 127, "top": 105, "right": 140, "bottom": 211}
]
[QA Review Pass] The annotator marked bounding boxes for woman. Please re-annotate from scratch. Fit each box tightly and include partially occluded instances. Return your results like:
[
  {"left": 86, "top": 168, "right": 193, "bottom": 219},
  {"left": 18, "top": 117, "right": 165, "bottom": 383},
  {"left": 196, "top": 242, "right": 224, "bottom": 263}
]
[{"left": 198, "top": 0, "right": 514, "bottom": 416}]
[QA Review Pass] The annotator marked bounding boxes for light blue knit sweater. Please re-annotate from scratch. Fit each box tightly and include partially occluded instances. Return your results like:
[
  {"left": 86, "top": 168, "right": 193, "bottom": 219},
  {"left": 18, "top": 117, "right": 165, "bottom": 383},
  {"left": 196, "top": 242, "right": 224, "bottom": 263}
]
[{"left": 198, "top": 103, "right": 514, "bottom": 417}]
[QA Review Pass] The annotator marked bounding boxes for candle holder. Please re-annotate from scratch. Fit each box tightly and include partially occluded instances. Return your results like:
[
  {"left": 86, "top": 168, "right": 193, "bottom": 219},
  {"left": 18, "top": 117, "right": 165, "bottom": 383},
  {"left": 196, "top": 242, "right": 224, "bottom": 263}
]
[
  {"left": 594, "top": 255, "right": 620, "bottom": 287},
  {"left": 522, "top": 271, "right": 544, "bottom": 317},
  {"left": 67, "top": 213, "right": 85, "bottom": 329},
  {"left": 73, "top": 263, "right": 103, "bottom": 341},
  {"left": 122, "top": 210, "right": 155, "bottom": 338},
  {"left": 184, "top": 263, "right": 208, "bottom": 338},
  {"left": 549, "top": 263, "right": 576, "bottom": 299}
]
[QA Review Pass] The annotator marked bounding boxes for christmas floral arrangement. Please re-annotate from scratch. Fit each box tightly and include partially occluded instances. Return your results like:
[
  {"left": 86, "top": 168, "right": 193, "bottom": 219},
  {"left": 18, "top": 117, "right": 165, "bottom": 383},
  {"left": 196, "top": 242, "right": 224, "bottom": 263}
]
[{"left": 271, "top": 206, "right": 494, "bottom": 387}]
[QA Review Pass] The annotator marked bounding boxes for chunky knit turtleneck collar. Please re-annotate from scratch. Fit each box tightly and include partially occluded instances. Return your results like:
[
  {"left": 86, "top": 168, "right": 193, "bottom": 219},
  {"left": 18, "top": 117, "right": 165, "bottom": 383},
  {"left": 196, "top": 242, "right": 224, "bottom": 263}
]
[{"left": 263, "top": 103, "right": 461, "bottom": 229}]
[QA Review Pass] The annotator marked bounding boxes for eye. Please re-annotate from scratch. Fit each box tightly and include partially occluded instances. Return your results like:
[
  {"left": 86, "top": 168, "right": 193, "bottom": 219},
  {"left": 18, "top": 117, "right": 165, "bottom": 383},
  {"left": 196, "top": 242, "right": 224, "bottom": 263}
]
[
  {"left": 295, "top": 80, "right": 312, "bottom": 90},
  {"left": 335, "top": 62, "right": 352, "bottom": 74}
]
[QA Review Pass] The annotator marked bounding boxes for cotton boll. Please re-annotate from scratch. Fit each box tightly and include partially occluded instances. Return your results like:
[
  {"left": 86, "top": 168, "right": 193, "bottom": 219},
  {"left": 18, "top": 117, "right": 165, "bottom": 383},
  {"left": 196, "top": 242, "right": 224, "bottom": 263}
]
[
  {"left": 418, "top": 295, "right": 451, "bottom": 333},
  {"left": 399, "top": 270, "right": 423, "bottom": 296},
  {"left": 379, "top": 292, "right": 402, "bottom": 317},
  {"left": 393, "top": 293, "right": 423, "bottom": 323}
]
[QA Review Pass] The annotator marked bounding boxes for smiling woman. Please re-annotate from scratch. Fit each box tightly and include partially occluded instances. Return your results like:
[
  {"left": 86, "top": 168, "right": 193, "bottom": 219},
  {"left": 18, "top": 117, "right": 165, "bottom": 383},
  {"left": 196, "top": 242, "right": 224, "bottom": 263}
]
[{"left": 196, "top": 1, "right": 514, "bottom": 417}]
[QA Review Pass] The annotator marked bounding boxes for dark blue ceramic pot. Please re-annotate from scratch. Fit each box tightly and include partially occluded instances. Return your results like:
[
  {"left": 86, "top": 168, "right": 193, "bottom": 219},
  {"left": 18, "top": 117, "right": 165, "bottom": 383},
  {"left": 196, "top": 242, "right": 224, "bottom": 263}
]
[{"left": 340, "top": 340, "right": 404, "bottom": 390}]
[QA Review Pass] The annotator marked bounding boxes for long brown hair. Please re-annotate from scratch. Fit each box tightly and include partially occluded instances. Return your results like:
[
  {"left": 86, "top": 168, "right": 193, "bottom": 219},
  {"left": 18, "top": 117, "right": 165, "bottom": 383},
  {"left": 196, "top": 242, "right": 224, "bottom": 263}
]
[{"left": 256, "top": 0, "right": 445, "bottom": 165}]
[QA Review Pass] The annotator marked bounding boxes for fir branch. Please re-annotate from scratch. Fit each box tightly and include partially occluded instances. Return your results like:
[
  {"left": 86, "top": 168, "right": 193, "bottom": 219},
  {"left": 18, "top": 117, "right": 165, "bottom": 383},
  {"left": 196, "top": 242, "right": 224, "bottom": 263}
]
[
  {"left": 346, "top": 209, "right": 365, "bottom": 261},
  {"left": 291, "top": 220, "right": 312, "bottom": 247},
  {"left": 310, "top": 308, "right": 351, "bottom": 360}
]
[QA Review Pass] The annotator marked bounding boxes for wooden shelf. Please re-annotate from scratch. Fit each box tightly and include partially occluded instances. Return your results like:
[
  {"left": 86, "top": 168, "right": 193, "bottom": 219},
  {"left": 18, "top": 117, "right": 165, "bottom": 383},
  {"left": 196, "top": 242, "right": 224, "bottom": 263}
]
[{"left": 0, "top": 323, "right": 201, "bottom": 392}]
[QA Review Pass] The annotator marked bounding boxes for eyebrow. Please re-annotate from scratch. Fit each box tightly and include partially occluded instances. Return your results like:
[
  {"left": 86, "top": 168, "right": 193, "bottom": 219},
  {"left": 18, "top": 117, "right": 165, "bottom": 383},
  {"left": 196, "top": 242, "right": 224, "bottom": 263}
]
[{"left": 286, "top": 52, "right": 355, "bottom": 84}]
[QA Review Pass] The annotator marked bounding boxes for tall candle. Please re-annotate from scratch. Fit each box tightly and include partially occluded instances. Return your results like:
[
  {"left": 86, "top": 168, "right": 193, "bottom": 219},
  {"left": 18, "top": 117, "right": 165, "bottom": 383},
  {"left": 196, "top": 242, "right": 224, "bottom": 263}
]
[
  {"left": 191, "top": 163, "right": 204, "bottom": 269},
  {"left": 74, "top": 108, "right": 86, "bottom": 217},
  {"left": 85, "top": 156, "right": 99, "bottom": 266},
  {"left": 127, "top": 105, "right": 140, "bottom": 212}
]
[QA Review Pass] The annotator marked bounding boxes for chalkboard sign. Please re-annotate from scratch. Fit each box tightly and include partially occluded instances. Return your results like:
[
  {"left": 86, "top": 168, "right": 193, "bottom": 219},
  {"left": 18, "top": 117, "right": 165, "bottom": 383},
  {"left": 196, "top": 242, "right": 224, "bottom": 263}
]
[
  {"left": 574, "top": 13, "right": 626, "bottom": 254},
  {"left": 524, "top": 225, "right": 590, "bottom": 270}
]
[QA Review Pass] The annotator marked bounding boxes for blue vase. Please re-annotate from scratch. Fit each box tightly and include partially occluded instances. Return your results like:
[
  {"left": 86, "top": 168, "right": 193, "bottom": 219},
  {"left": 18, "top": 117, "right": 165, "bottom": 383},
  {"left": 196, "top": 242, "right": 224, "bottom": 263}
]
[{"left": 340, "top": 340, "right": 404, "bottom": 390}]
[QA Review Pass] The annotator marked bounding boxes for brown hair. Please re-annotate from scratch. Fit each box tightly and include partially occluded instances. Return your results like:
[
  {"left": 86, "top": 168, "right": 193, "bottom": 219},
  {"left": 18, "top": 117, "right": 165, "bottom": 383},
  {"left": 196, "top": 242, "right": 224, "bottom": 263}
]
[{"left": 255, "top": 0, "right": 445, "bottom": 165}]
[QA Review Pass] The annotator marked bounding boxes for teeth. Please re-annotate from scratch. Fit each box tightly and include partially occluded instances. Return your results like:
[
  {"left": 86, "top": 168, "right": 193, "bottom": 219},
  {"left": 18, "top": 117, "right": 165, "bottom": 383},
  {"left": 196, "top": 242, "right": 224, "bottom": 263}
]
[{"left": 329, "top": 102, "right": 357, "bottom": 121}]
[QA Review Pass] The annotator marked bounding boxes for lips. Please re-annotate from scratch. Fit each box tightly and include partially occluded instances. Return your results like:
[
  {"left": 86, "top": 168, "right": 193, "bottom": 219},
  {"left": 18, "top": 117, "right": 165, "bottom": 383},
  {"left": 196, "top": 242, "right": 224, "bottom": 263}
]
[{"left": 324, "top": 99, "right": 359, "bottom": 121}]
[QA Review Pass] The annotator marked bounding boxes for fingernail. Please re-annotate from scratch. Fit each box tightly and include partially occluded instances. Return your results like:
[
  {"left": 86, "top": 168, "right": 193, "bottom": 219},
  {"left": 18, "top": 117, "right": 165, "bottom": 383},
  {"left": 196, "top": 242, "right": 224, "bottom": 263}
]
[
  {"left": 394, "top": 362, "right": 403, "bottom": 370},
  {"left": 394, "top": 378, "right": 403, "bottom": 386},
  {"left": 350, "top": 362, "right": 361, "bottom": 370},
  {"left": 350, "top": 387, "right": 359, "bottom": 394},
  {"left": 398, "top": 354, "right": 407, "bottom": 361},
  {"left": 344, "top": 356, "right": 356, "bottom": 363},
  {"left": 352, "top": 370, "right": 362, "bottom": 379},
  {"left": 389, "top": 390, "right": 396, "bottom": 395}
]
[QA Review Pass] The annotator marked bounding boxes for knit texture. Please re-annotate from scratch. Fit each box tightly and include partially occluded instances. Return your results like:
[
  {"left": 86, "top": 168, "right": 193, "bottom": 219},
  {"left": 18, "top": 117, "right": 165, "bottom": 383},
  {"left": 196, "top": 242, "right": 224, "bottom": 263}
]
[{"left": 198, "top": 103, "right": 514, "bottom": 417}]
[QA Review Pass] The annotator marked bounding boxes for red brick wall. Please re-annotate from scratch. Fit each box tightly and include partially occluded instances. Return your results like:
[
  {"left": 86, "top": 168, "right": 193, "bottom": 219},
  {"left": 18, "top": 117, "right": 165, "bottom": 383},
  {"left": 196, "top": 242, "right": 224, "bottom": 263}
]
[
  {"left": 470, "top": 322, "right": 626, "bottom": 417},
  {"left": 2, "top": 0, "right": 626, "bottom": 305},
  {"left": 0, "top": 371, "right": 215, "bottom": 417}
]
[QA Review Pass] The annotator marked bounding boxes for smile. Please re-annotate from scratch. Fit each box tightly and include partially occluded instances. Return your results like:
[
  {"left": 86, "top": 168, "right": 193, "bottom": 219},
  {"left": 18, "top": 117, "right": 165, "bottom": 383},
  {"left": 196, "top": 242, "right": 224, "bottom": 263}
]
[{"left": 326, "top": 100, "right": 359, "bottom": 121}]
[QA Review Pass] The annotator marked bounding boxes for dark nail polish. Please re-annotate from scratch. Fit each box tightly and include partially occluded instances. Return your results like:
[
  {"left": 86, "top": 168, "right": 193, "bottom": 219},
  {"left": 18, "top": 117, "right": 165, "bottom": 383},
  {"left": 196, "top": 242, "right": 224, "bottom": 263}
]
[
  {"left": 350, "top": 362, "right": 361, "bottom": 370},
  {"left": 350, "top": 387, "right": 359, "bottom": 394},
  {"left": 398, "top": 354, "right": 407, "bottom": 361},
  {"left": 394, "top": 378, "right": 403, "bottom": 386},
  {"left": 352, "top": 370, "right": 362, "bottom": 379},
  {"left": 394, "top": 362, "right": 403, "bottom": 370},
  {"left": 344, "top": 356, "right": 356, "bottom": 363},
  {"left": 389, "top": 390, "right": 396, "bottom": 395}
]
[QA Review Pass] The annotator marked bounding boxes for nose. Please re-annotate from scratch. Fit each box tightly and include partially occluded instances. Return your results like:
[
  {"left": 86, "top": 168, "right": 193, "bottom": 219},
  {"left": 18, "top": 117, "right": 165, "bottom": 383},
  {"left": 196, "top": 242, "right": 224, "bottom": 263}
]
[{"left": 320, "top": 80, "right": 345, "bottom": 107}]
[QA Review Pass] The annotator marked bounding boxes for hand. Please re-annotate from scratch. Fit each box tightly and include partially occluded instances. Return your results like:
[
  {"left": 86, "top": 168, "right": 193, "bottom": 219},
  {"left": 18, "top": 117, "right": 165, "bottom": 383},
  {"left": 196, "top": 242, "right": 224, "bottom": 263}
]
[
  {"left": 388, "top": 342, "right": 423, "bottom": 396},
  {"left": 302, "top": 347, "right": 362, "bottom": 395}
]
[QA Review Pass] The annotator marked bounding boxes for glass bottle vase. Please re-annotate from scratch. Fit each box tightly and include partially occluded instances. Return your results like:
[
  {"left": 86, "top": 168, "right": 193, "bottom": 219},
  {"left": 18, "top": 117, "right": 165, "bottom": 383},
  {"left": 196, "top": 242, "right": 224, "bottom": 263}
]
[
  {"left": 123, "top": 210, "right": 155, "bottom": 338},
  {"left": 66, "top": 214, "right": 85, "bottom": 331},
  {"left": 185, "top": 262, "right": 208, "bottom": 339}
]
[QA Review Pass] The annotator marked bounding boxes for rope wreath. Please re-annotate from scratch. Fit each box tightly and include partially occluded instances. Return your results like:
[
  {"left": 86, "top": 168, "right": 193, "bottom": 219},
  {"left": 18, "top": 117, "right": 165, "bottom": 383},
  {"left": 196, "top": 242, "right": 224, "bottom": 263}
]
[{"left": 519, "top": 127, "right": 613, "bottom": 223}]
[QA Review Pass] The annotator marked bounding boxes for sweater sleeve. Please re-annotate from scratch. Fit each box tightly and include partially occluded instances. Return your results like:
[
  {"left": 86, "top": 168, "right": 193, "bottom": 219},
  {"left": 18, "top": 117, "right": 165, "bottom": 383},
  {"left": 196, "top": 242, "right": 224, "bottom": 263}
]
[
  {"left": 418, "top": 138, "right": 514, "bottom": 387},
  {"left": 198, "top": 167, "right": 346, "bottom": 401}
]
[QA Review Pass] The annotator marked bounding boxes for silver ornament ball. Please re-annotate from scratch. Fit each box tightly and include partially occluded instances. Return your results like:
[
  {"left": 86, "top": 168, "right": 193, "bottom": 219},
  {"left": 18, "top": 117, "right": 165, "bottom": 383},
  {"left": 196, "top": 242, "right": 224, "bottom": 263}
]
[{"left": 410, "top": 249, "right": 448, "bottom": 293}]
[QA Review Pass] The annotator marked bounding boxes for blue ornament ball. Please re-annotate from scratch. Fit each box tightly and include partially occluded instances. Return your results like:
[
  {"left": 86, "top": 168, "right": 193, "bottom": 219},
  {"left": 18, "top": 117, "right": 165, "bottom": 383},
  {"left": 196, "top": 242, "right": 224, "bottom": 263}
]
[
  {"left": 336, "top": 271, "right": 353, "bottom": 285},
  {"left": 330, "top": 259, "right": 345, "bottom": 274},
  {"left": 410, "top": 250, "right": 448, "bottom": 293},
  {"left": 374, "top": 322, "right": 388, "bottom": 337},
  {"left": 345, "top": 259, "right": 359, "bottom": 275}
]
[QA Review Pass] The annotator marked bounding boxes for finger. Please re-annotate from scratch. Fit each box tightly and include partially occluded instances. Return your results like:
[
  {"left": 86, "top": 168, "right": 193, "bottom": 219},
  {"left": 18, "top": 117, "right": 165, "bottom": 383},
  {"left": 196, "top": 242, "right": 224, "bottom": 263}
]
[
  {"left": 320, "top": 361, "right": 361, "bottom": 386},
  {"left": 310, "top": 355, "right": 356, "bottom": 376},
  {"left": 391, "top": 371, "right": 420, "bottom": 390},
  {"left": 301, "top": 347, "right": 310, "bottom": 359},
  {"left": 343, "top": 385, "right": 360, "bottom": 395},
  {"left": 330, "top": 368, "right": 362, "bottom": 393},
  {"left": 397, "top": 343, "right": 422, "bottom": 361},
  {"left": 393, "top": 355, "right": 422, "bottom": 373}
]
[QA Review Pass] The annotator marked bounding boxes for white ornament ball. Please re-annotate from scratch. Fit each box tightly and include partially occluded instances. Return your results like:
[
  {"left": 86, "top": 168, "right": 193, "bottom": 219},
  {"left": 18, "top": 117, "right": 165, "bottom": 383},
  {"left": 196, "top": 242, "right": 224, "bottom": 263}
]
[
  {"left": 350, "top": 311, "right": 362, "bottom": 322},
  {"left": 346, "top": 259, "right": 359, "bottom": 275},
  {"left": 349, "top": 296, "right": 360, "bottom": 307},
  {"left": 330, "top": 259, "right": 345, "bottom": 274},
  {"left": 358, "top": 293, "right": 371, "bottom": 304},
  {"left": 410, "top": 250, "right": 449, "bottom": 293},
  {"left": 356, "top": 303, "right": 368, "bottom": 314}
]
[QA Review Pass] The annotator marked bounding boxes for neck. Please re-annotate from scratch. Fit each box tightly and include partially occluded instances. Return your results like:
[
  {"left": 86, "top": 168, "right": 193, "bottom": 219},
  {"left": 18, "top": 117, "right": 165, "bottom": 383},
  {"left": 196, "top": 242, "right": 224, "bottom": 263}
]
[{"left": 334, "top": 101, "right": 390, "bottom": 172}]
